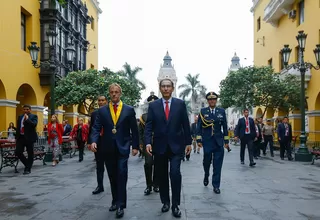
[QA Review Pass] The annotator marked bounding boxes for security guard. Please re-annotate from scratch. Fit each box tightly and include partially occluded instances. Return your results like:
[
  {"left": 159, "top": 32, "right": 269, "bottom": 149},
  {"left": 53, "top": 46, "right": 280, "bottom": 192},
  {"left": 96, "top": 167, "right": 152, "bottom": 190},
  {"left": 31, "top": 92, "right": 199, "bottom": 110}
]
[
  {"left": 138, "top": 94, "right": 160, "bottom": 195},
  {"left": 196, "top": 92, "right": 229, "bottom": 194}
]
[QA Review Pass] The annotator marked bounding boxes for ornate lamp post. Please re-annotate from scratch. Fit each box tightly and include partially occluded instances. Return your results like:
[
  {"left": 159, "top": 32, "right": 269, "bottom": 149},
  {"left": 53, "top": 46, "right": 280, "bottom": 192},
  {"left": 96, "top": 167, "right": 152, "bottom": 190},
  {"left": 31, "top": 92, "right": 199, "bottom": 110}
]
[
  {"left": 28, "top": 29, "right": 75, "bottom": 116},
  {"left": 280, "top": 30, "right": 320, "bottom": 162}
]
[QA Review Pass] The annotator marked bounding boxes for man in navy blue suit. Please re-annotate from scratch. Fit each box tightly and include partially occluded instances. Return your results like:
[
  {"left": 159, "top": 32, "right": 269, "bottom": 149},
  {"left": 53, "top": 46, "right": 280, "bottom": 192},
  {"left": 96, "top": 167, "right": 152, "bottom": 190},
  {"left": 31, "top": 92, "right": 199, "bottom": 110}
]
[
  {"left": 196, "top": 92, "right": 229, "bottom": 194},
  {"left": 88, "top": 95, "right": 108, "bottom": 195},
  {"left": 235, "top": 109, "right": 257, "bottom": 166},
  {"left": 277, "top": 116, "right": 293, "bottom": 160},
  {"left": 15, "top": 104, "right": 38, "bottom": 175},
  {"left": 145, "top": 79, "right": 192, "bottom": 218},
  {"left": 90, "top": 83, "right": 139, "bottom": 219}
]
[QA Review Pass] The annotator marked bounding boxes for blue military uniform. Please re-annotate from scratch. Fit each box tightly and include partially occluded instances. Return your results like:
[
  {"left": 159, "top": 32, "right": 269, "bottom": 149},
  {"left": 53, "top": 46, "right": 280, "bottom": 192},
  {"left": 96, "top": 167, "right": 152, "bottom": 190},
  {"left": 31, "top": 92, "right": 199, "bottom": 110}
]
[{"left": 196, "top": 92, "right": 229, "bottom": 191}]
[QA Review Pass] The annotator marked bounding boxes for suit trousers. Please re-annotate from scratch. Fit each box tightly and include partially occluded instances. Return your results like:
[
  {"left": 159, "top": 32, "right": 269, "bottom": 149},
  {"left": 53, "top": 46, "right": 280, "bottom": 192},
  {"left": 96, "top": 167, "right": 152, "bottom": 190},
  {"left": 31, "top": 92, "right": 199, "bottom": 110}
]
[
  {"left": 143, "top": 147, "right": 157, "bottom": 188},
  {"left": 76, "top": 140, "right": 85, "bottom": 160},
  {"left": 15, "top": 135, "right": 34, "bottom": 170},
  {"left": 264, "top": 135, "right": 274, "bottom": 156},
  {"left": 280, "top": 137, "right": 292, "bottom": 159},
  {"left": 154, "top": 146, "right": 182, "bottom": 206},
  {"left": 95, "top": 148, "right": 106, "bottom": 187},
  {"left": 253, "top": 140, "right": 261, "bottom": 157},
  {"left": 105, "top": 140, "right": 129, "bottom": 209},
  {"left": 203, "top": 145, "right": 224, "bottom": 188},
  {"left": 240, "top": 135, "right": 254, "bottom": 163}
]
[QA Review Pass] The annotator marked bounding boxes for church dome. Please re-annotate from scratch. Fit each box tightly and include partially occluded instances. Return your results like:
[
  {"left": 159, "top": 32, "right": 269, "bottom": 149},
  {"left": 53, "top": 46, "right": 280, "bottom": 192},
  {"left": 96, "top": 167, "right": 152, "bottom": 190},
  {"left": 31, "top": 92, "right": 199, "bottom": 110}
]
[
  {"left": 163, "top": 51, "right": 172, "bottom": 61},
  {"left": 231, "top": 52, "right": 240, "bottom": 62}
]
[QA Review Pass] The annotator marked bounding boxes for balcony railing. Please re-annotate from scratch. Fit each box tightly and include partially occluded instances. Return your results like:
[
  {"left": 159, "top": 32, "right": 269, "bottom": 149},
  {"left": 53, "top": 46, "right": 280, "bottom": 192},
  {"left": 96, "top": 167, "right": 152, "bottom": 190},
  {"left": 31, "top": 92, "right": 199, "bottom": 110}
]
[{"left": 263, "top": 0, "right": 295, "bottom": 27}]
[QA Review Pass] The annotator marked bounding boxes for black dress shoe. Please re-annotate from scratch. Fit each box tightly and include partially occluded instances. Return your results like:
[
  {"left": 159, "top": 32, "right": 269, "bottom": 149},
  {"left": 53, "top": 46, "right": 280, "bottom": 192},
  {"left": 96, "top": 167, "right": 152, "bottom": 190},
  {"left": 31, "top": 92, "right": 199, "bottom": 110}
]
[
  {"left": 171, "top": 205, "right": 181, "bottom": 218},
  {"left": 213, "top": 188, "right": 221, "bottom": 194},
  {"left": 116, "top": 208, "right": 124, "bottom": 218},
  {"left": 241, "top": 161, "right": 244, "bottom": 164},
  {"left": 92, "top": 186, "right": 104, "bottom": 194},
  {"left": 23, "top": 170, "right": 31, "bottom": 175},
  {"left": 249, "top": 162, "right": 256, "bottom": 167},
  {"left": 161, "top": 203, "right": 170, "bottom": 213},
  {"left": 144, "top": 187, "right": 152, "bottom": 195},
  {"left": 203, "top": 177, "right": 209, "bottom": 186},
  {"left": 153, "top": 186, "right": 160, "bottom": 193},
  {"left": 109, "top": 204, "right": 117, "bottom": 212}
]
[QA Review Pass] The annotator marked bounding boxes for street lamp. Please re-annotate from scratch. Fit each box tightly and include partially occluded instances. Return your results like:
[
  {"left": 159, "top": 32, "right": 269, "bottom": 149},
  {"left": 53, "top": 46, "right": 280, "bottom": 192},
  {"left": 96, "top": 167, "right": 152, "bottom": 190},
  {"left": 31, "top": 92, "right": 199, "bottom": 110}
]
[
  {"left": 28, "top": 29, "right": 75, "bottom": 116},
  {"left": 280, "top": 30, "right": 320, "bottom": 162}
]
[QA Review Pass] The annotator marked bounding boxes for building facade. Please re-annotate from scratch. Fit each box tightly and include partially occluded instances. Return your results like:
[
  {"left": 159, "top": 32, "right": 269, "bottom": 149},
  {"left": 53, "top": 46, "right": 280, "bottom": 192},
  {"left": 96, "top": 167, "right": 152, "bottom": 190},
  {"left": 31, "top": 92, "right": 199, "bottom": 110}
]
[
  {"left": 251, "top": 0, "right": 320, "bottom": 141},
  {"left": 0, "top": 0, "right": 102, "bottom": 132}
]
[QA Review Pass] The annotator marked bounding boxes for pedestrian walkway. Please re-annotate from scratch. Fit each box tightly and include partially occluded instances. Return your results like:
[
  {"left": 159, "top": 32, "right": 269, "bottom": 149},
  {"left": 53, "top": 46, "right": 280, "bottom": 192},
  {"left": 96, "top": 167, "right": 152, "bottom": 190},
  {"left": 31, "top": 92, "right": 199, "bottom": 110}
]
[{"left": 0, "top": 146, "right": 320, "bottom": 220}]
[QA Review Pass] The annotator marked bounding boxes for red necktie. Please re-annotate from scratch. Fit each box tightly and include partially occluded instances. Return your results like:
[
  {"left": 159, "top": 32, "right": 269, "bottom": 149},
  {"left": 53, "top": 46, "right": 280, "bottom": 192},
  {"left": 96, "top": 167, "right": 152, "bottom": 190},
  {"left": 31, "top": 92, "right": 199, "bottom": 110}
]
[
  {"left": 21, "top": 116, "right": 26, "bottom": 134},
  {"left": 245, "top": 117, "right": 249, "bottom": 133},
  {"left": 165, "top": 101, "right": 169, "bottom": 120},
  {"left": 100, "top": 127, "right": 103, "bottom": 136},
  {"left": 113, "top": 104, "right": 118, "bottom": 114}
]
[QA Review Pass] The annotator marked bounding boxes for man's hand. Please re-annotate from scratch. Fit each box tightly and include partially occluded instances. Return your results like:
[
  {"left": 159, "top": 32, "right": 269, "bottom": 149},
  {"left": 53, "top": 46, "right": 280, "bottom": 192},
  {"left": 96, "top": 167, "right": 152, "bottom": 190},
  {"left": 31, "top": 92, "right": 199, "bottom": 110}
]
[
  {"left": 132, "top": 149, "right": 138, "bottom": 156},
  {"left": 197, "top": 142, "right": 203, "bottom": 148},
  {"left": 185, "top": 145, "right": 192, "bottom": 155},
  {"left": 139, "top": 144, "right": 143, "bottom": 151},
  {"left": 69, "top": 136, "right": 73, "bottom": 140},
  {"left": 146, "top": 145, "right": 152, "bottom": 156},
  {"left": 224, "top": 143, "right": 229, "bottom": 149},
  {"left": 234, "top": 136, "right": 238, "bottom": 141},
  {"left": 24, "top": 114, "right": 29, "bottom": 120},
  {"left": 91, "top": 143, "right": 97, "bottom": 152}
]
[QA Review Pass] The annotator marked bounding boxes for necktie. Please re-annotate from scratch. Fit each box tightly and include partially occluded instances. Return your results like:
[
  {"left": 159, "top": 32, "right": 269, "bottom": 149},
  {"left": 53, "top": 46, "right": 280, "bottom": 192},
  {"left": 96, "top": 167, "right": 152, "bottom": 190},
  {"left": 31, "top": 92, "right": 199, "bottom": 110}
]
[
  {"left": 21, "top": 116, "right": 26, "bottom": 134},
  {"left": 113, "top": 104, "right": 118, "bottom": 114},
  {"left": 256, "top": 125, "right": 259, "bottom": 137},
  {"left": 100, "top": 127, "right": 104, "bottom": 136},
  {"left": 245, "top": 117, "right": 249, "bottom": 133},
  {"left": 165, "top": 101, "right": 169, "bottom": 120},
  {"left": 285, "top": 124, "right": 288, "bottom": 136}
]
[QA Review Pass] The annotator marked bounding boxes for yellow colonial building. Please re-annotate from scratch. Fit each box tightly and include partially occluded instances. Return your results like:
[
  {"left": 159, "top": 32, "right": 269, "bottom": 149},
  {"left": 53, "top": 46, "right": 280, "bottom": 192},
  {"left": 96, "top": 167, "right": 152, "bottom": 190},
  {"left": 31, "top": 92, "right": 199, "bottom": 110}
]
[
  {"left": 0, "top": 0, "right": 102, "bottom": 132},
  {"left": 251, "top": 0, "right": 320, "bottom": 141}
]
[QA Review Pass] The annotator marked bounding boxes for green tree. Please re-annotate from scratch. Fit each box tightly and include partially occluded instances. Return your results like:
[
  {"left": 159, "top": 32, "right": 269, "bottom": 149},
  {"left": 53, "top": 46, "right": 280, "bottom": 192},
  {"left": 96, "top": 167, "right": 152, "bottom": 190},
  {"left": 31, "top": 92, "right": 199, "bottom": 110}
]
[
  {"left": 219, "top": 66, "right": 300, "bottom": 117},
  {"left": 119, "top": 62, "right": 146, "bottom": 90},
  {"left": 55, "top": 68, "right": 142, "bottom": 115},
  {"left": 178, "top": 73, "right": 206, "bottom": 103}
]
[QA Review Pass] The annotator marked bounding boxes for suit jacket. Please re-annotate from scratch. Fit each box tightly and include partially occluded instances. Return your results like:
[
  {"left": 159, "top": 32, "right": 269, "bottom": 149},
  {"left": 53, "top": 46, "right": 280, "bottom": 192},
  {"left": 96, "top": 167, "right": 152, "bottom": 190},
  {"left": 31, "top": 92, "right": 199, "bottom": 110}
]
[
  {"left": 144, "top": 98, "right": 192, "bottom": 155},
  {"left": 138, "top": 113, "right": 148, "bottom": 146},
  {"left": 254, "top": 123, "right": 262, "bottom": 142},
  {"left": 63, "top": 124, "right": 72, "bottom": 136},
  {"left": 16, "top": 113, "right": 38, "bottom": 143},
  {"left": 235, "top": 117, "right": 256, "bottom": 140},
  {"left": 91, "top": 102, "right": 139, "bottom": 155},
  {"left": 277, "top": 123, "right": 292, "bottom": 142},
  {"left": 88, "top": 110, "right": 99, "bottom": 145},
  {"left": 196, "top": 107, "right": 229, "bottom": 148}
]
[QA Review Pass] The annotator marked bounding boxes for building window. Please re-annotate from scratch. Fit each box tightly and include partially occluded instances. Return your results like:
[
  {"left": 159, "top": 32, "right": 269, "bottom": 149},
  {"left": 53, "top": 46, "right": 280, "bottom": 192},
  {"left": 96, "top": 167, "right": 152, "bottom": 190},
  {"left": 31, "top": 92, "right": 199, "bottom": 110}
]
[
  {"left": 21, "top": 13, "right": 26, "bottom": 50},
  {"left": 91, "top": 16, "right": 94, "bottom": 30},
  {"left": 268, "top": 58, "right": 273, "bottom": 67},
  {"left": 298, "top": 0, "right": 305, "bottom": 25},
  {"left": 90, "top": 64, "right": 94, "bottom": 69},
  {"left": 257, "top": 17, "right": 261, "bottom": 31},
  {"left": 279, "top": 52, "right": 284, "bottom": 70}
]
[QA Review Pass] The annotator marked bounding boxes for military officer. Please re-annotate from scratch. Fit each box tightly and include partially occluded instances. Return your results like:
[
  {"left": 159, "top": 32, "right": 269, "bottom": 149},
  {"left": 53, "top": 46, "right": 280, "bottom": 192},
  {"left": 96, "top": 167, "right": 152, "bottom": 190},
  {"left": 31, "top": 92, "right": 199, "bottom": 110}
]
[
  {"left": 196, "top": 92, "right": 229, "bottom": 194},
  {"left": 138, "top": 94, "right": 160, "bottom": 195}
]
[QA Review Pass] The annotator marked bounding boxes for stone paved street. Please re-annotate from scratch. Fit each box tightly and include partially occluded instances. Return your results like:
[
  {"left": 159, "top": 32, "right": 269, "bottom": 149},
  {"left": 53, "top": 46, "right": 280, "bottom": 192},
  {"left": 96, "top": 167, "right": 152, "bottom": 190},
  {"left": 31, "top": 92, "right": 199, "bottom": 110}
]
[{"left": 1, "top": 146, "right": 320, "bottom": 220}]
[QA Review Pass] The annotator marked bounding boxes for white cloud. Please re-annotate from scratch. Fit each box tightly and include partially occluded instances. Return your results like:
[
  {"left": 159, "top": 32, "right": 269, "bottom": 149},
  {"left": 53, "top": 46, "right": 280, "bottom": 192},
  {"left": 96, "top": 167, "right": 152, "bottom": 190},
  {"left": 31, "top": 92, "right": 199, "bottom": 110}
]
[{"left": 98, "top": 0, "right": 253, "bottom": 102}]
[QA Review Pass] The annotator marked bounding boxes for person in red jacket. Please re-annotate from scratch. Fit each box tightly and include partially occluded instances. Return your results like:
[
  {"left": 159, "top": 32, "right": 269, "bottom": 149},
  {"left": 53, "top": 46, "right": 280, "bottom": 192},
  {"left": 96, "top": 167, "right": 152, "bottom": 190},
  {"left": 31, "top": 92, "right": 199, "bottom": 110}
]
[
  {"left": 48, "top": 115, "right": 63, "bottom": 166},
  {"left": 69, "top": 117, "right": 89, "bottom": 162}
]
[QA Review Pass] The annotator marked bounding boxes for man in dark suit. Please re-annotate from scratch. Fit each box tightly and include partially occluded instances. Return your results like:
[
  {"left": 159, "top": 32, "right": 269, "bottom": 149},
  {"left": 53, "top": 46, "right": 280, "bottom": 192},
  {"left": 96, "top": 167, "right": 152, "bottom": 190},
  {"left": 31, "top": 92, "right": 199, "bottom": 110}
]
[
  {"left": 145, "top": 79, "right": 192, "bottom": 218},
  {"left": 90, "top": 83, "right": 139, "bottom": 219},
  {"left": 196, "top": 92, "right": 229, "bottom": 194},
  {"left": 15, "top": 104, "right": 38, "bottom": 174},
  {"left": 253, "top": 118, "right": 262, "bottom": 159},
  {"left": 62, "top": 119, "right": 72, "bottom": 136},
  {"left": 139, "top": 94, "right": 160, "bottom": 195},
  {"left": 235, "top": 108, "right": 257, "bottom": 166},
  {"left": 277, "top": 116, "right": 293, "bottom": 160},
  {"left": 88, "top": 95, "right": 108, "bottom": 195},
  {"left": 190, "top": 115, "right": 199, "bottom": 155}
]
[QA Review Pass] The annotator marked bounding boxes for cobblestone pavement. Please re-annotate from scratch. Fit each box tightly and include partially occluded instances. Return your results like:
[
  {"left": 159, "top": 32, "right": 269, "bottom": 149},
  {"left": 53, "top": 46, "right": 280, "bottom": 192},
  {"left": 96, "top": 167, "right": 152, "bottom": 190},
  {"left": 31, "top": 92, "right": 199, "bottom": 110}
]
[{"left": 1, "top": 146, "right": 320, "bottom": 220}]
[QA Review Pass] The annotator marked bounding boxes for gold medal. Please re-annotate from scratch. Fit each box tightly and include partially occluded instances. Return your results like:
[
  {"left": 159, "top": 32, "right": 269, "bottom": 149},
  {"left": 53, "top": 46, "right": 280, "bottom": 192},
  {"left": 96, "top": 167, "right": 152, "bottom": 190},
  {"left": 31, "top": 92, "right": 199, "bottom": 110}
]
[{"left": 112, "top": 128, "right": 117, "bottom": 134}]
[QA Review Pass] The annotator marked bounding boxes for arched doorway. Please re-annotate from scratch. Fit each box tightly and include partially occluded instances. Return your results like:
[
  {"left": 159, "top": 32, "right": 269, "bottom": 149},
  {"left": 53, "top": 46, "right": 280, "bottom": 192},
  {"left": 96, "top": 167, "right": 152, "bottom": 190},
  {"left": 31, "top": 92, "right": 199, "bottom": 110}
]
[
  {"left": 0, "top": 80, "right": 7, "bottom": 131},
  {"left": 256, "top": 108, "right": 263, "bottom": 118},
  {"left": 266, "top": 108, "right": 275, "bottom": 119},
  {"left": 16, "top": 84, "right": 37, "bottom": 119}
]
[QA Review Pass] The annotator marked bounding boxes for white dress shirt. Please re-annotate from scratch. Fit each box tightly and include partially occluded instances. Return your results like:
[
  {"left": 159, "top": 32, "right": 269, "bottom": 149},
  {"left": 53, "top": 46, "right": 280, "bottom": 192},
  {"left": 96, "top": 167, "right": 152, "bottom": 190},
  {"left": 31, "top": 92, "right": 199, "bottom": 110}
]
[{"left": 162, "top": 97, "right": 172, "bottom": 110}]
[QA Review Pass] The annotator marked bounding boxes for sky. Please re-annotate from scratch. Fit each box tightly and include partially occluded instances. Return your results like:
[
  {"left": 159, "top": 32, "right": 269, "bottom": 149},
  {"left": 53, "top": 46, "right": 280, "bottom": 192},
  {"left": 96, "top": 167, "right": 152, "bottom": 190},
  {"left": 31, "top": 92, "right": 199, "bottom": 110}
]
[{"left": 98, "top": 0, "right": 254, "bottom": 103}]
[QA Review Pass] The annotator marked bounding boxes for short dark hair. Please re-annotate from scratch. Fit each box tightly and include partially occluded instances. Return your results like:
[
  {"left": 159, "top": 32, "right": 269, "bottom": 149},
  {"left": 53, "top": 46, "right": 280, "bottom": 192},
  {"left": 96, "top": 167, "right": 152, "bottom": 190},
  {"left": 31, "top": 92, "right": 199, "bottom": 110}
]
[
  {"left": 159, "top": 79, "right": 174, "bottom": 87},
  {"left": 243, "top": 108, "right": 249, "bottom": 112},
  {"left": 98, "top": 95, "right": 107, "bottom": 100},
  {"left": 23, "top": 104, "right": 31, "bottom": 109},
  {"left": 283, "top": 116, "right": 288, "bottom": 119}
]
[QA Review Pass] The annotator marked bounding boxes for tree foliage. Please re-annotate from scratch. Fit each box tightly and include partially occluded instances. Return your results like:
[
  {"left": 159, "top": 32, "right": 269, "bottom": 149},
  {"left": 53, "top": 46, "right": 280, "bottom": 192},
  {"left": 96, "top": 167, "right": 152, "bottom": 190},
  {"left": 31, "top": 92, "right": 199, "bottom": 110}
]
[
  {"left": 178, "top": 73, "right": 206, "bottom": 102},
  {"left": 219, "top": 66, "right": 300, "bottom": 117},
  {"left": 118, "top": 62, "right": 146, "bottom": 90},
  {"left": 55, "top": 68, "right": 142, "bottom": 115}
]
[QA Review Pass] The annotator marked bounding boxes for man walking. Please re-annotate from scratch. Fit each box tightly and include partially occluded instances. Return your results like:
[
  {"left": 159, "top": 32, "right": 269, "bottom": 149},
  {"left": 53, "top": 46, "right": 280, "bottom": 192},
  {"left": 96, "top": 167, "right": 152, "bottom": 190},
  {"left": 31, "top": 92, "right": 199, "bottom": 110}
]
[
  {"left": 235, "top": 109, "right": 257, "bottom": 166},
  {"left": 139, "top": 94, "right": 160, "bottom": 195},
  {"left": 262, "top": 119, "right": 274, "bottom": 157},
  {"left": 191, "top": 115, "right": 200, "bottom": 154},
  {"left": 277, "top": 116, "right": 293, "bottom": 160},
  {"left": 145, "top": 79, "right": 192, "bottom": 218},
  {"left": 15, "top": 105, "right": 38, "bottom": 174},
  {"left": 88, "top": 95, "right": 108, "bottom": 195},
  {"left": 90, "top": 83, "right": 139, "bottom": 218},
  {"left": 196, "top": 92, "right": 229, "bottom": 194}
]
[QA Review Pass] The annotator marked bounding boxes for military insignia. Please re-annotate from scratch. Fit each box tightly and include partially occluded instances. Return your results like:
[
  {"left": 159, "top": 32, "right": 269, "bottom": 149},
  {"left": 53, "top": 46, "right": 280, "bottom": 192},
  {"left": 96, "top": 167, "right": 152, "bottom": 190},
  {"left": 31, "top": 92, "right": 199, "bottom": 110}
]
[
  {"left": 217, "top": 114, "right": 223, "bottom": 118},
  {"left": 204, "top": 114, "right": 209, "bottom": 117}
]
